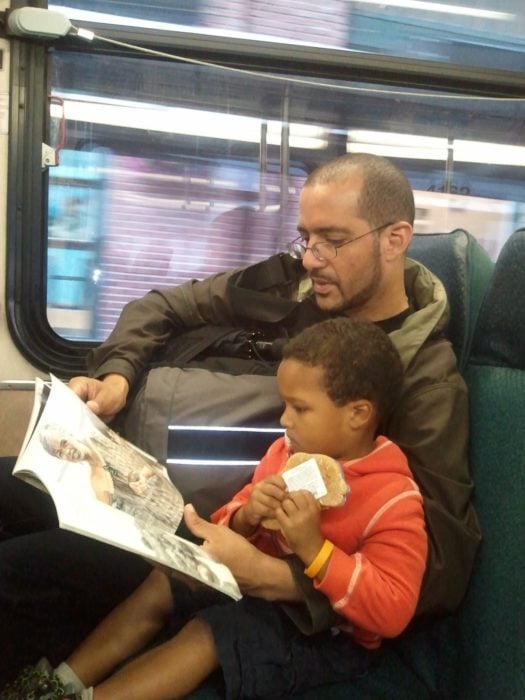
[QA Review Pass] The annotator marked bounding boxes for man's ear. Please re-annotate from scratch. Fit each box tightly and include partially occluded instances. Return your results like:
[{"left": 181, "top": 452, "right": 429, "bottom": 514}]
[
  {"left": 383, "top": 221, "right": 413, "bottom": 262},
  {"left": 346, "top": 399, "right": 374, "bottom": 429}
]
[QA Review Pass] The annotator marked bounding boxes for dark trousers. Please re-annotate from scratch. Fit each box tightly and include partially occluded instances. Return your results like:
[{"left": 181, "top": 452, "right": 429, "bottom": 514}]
[{"left": 0, "top": 458, "right": 151, "bottom": 684}]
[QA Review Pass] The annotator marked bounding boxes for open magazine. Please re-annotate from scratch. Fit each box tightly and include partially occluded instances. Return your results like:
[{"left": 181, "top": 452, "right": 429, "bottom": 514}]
[{"left": 13, "top": 374, "right": 241, "bottom": 601}]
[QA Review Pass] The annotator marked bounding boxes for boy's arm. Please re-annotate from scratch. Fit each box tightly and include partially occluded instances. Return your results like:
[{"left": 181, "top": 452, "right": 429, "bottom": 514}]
[
  {"left": 314, "top": 491, "right": 427, "bottom": 638},
  {"left": 280, "top": 556, "right": 342, "bottom": 634},
  {"left": 212, "top": 438, "right": 288, "bottom": 535}
]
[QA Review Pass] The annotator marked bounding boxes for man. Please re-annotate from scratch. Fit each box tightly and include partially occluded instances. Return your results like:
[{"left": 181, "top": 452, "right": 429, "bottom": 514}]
[{"left": 0, "top": 153, "right": 480, "bottom": 683}]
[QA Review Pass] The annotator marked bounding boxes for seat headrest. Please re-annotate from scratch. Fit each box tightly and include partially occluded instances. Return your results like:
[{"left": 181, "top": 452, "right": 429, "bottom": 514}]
[
  {"left": 408, "top": 230, "right": 493, "bottom": 369},
  {"left": 470, "top": 228, "right": 525, "bottom": 369}
]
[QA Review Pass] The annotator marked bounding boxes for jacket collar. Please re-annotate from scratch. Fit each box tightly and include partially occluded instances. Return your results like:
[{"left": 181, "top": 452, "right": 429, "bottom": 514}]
[
  {"left": 389, "top": 258, "right": 449, "bottom": 369},
  {"left": 228, "top": 255, "right": 450, "bottom": 369}
]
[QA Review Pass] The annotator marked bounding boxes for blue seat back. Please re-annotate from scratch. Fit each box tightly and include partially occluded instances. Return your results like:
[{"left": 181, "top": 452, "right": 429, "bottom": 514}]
[
  {"left": 454, "top": 227, "right": 525, "bottom": 698},
  {"left": 408, "top": 230, "right": 493, "bottom": 371}
]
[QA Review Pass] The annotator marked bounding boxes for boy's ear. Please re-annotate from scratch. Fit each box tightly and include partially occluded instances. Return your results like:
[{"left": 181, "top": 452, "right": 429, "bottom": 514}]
[{"left": 346, "top": 400, "right": 374, "bottom": 428}]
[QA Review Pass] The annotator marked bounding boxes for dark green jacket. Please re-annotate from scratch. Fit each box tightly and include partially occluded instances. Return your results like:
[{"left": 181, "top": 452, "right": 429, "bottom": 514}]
[{"left": 88, "top": 254, "right": 480, "bottom": 622}]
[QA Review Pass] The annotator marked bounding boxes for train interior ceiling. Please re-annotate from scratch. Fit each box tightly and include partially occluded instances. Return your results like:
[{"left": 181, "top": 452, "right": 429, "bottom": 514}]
[{"left": 1, "top": 0, "right": 525, "bottom": 453}]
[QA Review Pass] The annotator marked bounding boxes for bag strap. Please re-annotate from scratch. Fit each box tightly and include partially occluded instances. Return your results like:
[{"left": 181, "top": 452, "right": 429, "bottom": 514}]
[{"left": 152, "top": 325, "right": 242, "bottom": 367}]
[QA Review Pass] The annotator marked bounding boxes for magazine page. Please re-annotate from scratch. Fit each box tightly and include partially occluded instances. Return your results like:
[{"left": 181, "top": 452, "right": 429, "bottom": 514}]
[
  {"left": 13, "top": 375, "right": 241, "bottom": 600},
  {"left": 18, "top": 377, "right": 50, "bottom": 456}
]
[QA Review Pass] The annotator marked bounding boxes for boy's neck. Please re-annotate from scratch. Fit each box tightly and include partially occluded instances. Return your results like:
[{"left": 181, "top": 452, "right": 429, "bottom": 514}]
[{"left": 337, "top": 432, "right": 377, "bottom": 463}]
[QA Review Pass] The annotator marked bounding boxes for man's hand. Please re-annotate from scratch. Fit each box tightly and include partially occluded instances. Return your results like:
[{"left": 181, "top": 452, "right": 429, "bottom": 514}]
[
  {"left": 184, "top": 504, "right": 303, "bottom": 602},
  {"left": 68, "top": 374, "right": 129, "bottom": 423}
]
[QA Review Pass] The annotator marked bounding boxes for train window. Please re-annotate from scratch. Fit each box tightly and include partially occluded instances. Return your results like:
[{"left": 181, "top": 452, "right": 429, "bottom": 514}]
[
  {"left": 49, "top": 0, "right": 525, "bottom": 73},
  {"left": 47, "top": 53, "right": 311, "bottom": 341},
  {"left": 6, "top": 3, "right": 525, "bottom": 375},
  {"left": 46, "top": 46, "right": 525, "bottom": 343}
]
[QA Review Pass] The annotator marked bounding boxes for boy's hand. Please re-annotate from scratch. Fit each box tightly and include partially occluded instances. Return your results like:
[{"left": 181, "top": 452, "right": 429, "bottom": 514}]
[
  {"left": 243, "top": 475, "right": 287, "bottom": 527},
  {"left": 232, "top": 475, "right": 286, "bottom": 535},
  {"left": 276, "top": 490, "right": 324, "bottom": 566},
  {"left": 184, "top": 504, "right": 303, "bottom": 600}
]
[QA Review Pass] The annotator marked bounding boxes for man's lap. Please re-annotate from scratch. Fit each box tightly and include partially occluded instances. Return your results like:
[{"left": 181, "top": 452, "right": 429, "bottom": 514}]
[
  {"left": 0, "top": 487, "right": 151, "bottom": 683},
  {"left": 0, "top": 457, "right": 152, "bottom": 682},
  {"left": 0, "top": 457, "right": 58, "bottom": 538}
]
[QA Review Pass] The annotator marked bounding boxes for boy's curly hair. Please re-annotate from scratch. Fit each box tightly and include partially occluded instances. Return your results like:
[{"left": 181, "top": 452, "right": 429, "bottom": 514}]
[{"left": 282, "top": 318, "right": 403, "bottom": 425}]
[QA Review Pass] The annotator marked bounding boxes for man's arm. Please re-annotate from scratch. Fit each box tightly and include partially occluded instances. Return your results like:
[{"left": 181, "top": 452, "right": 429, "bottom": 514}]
[
  {"left": 87, "top": 271, "right": 239, "bottom": 386},
  {"left": 69, "top": 270, "right": 241, "bottom": 420},
  {"left": 85, "top": 253, "right": 303, "bottom": 392},
  {"left": 189, "top": 502, "right": 341, "bottom": 633},
  {"left": 71, "top": 254, "right": 303, "bottom": 421}
]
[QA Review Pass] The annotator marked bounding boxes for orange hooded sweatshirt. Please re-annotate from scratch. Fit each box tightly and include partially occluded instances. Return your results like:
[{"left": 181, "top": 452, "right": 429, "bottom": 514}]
[{"left": 212, "top": 436, "right": 428, "bottom": 649}]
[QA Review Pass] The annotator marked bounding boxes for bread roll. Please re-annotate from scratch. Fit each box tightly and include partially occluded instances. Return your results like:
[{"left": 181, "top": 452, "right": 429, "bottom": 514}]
[{"left": 261, "top": 452, "right": 348, "bottom": 530}]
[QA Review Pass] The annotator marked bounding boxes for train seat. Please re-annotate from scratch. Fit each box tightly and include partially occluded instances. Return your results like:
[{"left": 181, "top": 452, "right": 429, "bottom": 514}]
[
  {"left": 445, "top": 226, "right": 525, "bottom": 698},
  {"left": 407, "top": 228, "right": 494, "bottom": 372},
  {"left": 297, "top": 226, "right": 524, "bottom": 699}
]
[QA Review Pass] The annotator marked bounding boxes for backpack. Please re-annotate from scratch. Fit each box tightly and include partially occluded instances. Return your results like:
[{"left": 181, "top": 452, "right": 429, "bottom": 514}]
[{"left": 119, "top": 334, "right": 282, "bottom": 519}]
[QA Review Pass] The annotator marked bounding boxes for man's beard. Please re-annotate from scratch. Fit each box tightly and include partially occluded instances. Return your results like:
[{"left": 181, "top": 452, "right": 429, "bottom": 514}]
[{"left": 314, "top": 241, "right": 382, "bottom": 316}]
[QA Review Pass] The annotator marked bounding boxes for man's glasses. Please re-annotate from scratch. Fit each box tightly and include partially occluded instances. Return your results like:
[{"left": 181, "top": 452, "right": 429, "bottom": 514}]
[{"left": 287, "top": 222, "right": 393, "bottom": 262}]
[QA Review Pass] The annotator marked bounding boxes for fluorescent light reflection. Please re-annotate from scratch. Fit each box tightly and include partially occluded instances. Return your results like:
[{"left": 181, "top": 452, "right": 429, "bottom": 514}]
[
  {"left": 169, "top": 425, "right": 284, "bottom": 433},
  {"left": 50, "top": 4, "right": 339, "bottom": 47},
  {"left": 347, "top": 129, "right": 525, "bottom": 167},
  {"left": 348, "top": 0, "right": 513, "bottom": 20},
  {"left": 167, "top": 459, "right": 260, "bottom": 466},
  {"left": 454, "top": 140, "right": 525, "bottom": 166},
  {"left": 51, "top": 95, "right": 328, "bottom": 150},
  {"left": 348, "top": 130, "right": 448, "bottom": 161},
  {"left": 51, "top": 98, "right": 525, "bottom": 165}
]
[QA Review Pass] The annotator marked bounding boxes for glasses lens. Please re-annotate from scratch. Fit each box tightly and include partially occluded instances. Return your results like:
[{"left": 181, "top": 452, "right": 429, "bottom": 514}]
[
  {"left": 287, "top": 242, "right": 305, "bottom": 259},
  {"left": 315, "top": 242, "right": 335, "bottom": 261}
]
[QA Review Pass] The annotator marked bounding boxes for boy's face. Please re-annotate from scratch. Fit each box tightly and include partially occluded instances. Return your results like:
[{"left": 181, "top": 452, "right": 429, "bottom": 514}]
[{"left": 277, "top": 358, "right": 353, "bottom": 460}]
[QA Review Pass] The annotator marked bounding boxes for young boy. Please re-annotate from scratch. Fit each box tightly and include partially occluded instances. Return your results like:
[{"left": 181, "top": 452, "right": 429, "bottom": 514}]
[{"left": 1, "top": 318, "right": 427, "bottom": 700}]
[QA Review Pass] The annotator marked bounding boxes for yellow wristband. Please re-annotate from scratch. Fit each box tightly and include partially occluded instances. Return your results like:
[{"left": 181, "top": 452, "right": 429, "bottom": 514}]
[{"left": 304, "top": 540, "right": 334, "bottom": 579}]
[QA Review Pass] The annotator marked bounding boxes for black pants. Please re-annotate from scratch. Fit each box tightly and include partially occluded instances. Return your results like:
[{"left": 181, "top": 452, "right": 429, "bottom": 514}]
[{"left": 0, "top": 458, "right": 151, "bottom": 684}]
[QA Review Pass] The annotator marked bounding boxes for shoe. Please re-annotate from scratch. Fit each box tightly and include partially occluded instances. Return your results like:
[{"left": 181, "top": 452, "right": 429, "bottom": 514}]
[{"left": 0, "top": 658, "right": 66, "bottom": 700}]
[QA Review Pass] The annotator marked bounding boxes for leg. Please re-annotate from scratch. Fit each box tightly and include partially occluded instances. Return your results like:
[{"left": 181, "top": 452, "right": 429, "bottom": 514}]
[
  {"left": 0, "top": 529, "right": 151, "bottom": 683},
  {"left": 67, "top": 568, "right": 174, "bottom": 687},
  {"left": 93, "top": 617, "right": 219, "bottom": 700}
]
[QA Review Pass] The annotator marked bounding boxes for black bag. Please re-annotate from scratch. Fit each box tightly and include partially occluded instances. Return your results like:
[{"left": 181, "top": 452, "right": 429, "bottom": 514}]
[{"left": 117, "top": 254, "right": 328, "bottom": 519}]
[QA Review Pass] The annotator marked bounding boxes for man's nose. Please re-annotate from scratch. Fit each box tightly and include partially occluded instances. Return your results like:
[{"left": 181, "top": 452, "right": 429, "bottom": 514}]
[{"left": 301, "top": 246, "right": 326, "bottom": 271}]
